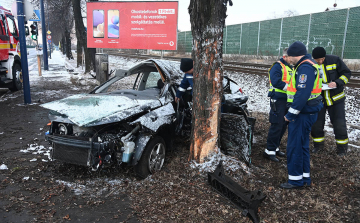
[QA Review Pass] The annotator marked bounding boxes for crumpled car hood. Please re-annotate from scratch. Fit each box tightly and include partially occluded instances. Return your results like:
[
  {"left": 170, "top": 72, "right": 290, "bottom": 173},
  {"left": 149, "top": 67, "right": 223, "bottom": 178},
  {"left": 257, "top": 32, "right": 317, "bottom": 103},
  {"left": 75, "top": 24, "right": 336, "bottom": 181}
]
[{"left": 40, "top": 94, "right": 162, "bottom": 127}]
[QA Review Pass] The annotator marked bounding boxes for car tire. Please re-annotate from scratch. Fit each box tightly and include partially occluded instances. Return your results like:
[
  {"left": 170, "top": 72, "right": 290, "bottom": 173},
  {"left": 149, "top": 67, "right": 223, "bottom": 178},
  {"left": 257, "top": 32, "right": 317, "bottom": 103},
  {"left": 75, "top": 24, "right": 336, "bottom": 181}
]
[
  {"left": 9, "top": 63, "right": 23, "bottom": 92},
  {"left": 134, "top": 136, "right": 166, "bottom": 179}
]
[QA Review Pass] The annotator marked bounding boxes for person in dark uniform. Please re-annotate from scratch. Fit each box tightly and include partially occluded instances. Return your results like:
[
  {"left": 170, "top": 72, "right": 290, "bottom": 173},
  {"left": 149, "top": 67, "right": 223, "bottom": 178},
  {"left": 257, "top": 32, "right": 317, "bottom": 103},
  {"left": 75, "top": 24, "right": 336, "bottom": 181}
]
[
  {"left": 280, "top": 41, "right": 323, "bottom": 189},
  {"left": 175, "top": 58, "right": 194, "bottom": 103},
  {"left": 310, "top": 47, "right": 351, "bottom": 156},
  {"left": 263, "top": 48, "right": 293, "bottom": 162}
]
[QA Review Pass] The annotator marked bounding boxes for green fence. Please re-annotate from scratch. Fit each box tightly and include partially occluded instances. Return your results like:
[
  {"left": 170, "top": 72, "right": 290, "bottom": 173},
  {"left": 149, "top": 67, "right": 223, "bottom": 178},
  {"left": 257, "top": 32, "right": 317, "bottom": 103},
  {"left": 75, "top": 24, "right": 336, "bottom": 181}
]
[{"left": 177, "top": 6, "right": 360, "bottom": 59}]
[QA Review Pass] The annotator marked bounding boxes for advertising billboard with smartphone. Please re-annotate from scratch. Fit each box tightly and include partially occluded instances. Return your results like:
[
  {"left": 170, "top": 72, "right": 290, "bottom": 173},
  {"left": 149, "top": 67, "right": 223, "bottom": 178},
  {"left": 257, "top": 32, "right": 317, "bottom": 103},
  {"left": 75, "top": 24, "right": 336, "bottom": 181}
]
[{"left": 87, "top": 1, "right": 178, "bottom": 50}]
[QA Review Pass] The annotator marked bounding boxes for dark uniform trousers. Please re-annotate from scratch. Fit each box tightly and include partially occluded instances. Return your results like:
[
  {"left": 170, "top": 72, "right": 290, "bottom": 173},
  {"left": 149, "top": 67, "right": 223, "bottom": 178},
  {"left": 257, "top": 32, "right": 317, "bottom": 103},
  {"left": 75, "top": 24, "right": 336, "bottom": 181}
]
[
  {"left": 266, "top": 98, "right": 288, "bottom": 153},
  {"left": 311, "top": 100, "right": 348, "bottom": 151}
]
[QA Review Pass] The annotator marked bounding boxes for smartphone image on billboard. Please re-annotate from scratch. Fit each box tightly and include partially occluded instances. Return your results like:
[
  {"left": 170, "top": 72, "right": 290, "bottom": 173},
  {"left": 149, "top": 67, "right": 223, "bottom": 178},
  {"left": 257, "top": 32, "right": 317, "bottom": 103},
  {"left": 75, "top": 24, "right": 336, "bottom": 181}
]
[
  {"left": 108, "top": 10, "right": 119, "bottom": 38},
  {"left": 93, "top": 10, "right": 104, "bottom": 38}
]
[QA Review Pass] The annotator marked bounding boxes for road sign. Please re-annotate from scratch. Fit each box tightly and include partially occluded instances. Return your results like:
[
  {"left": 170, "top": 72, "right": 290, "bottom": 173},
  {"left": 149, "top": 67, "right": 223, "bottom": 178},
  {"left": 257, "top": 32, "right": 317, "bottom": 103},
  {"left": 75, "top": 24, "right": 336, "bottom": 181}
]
[
  {"left": 47, "top": 30, "right": 51, "bottom": 35},
  {"left": 48, "top": 39, "right": 52, "bottom": 44},
  {"left": 47, "top": 35, "right": 52, "bottom": 40},
  {"left": 29, "top": 10, "right": 41, "bottom": 22}
]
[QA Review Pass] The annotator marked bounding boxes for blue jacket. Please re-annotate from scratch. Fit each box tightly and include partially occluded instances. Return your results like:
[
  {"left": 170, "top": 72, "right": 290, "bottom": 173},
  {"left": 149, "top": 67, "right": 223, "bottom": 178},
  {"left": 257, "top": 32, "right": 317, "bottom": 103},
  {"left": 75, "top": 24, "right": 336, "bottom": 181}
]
[
  {"left": 176, "top": 73, "right": 193, "bottom": 98},
  {"left": 268, "top": 58, "right": 292, "bottom": 100},
  {"left": 285, "top": 54, "right": 323, "bottom": 122}
]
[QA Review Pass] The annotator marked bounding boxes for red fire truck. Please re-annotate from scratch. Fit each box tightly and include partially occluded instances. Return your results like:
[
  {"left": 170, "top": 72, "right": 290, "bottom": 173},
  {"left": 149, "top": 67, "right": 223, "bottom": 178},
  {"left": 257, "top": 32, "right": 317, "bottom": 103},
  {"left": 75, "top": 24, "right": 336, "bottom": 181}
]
[{"left": 0, "top": 6, "right": 22, "bottom": 91}]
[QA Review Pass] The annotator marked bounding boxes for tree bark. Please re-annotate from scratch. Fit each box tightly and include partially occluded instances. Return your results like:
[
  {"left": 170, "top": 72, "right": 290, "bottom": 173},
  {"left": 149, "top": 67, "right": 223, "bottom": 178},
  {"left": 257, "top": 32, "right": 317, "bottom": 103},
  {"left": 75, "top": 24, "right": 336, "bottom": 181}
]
[
  {"left": 64, "top": 28, "right": 73, "bottom": 60},
  {"left": 72, "top": 0, "right": 94, "bottom": 72},
  {"left": 188, "top": 0, "right": 231, "bottom": 163}
]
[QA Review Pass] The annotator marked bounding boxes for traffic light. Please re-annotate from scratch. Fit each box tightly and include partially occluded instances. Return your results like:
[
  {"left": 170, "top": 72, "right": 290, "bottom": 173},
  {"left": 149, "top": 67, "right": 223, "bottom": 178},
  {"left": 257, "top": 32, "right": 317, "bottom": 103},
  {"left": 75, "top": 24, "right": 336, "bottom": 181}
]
[
  {"left": 25, "top": 26, "right": 29, "bottom": 36},
  {"left": 30, "top": 22, "right": 37, "bottom": 40}
]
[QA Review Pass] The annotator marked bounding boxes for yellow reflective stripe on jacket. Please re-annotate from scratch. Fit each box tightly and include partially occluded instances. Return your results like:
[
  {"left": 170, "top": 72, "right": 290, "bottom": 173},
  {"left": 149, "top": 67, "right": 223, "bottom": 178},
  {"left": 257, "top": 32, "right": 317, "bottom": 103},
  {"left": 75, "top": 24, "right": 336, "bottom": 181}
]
[
  {"left": 326, "top": 64, "right": 337, "bottom": 71},
  {"left": 339, "top": 75, "right": 349, "bottom": 84},
  {"left": 312, "top": 137, "right": 325, "bottom": 142},
  {"left": 336, "top": 138, "right": 348, "bottom": 144},
  {"left": 332, "top": 91, "right": 345, "bottom": 101},
  {"left": 321, "top": 64, "right": 328, "bottom": 83},
  {"left": 324, "top": 90, "right": 333, "bottom": 106}
]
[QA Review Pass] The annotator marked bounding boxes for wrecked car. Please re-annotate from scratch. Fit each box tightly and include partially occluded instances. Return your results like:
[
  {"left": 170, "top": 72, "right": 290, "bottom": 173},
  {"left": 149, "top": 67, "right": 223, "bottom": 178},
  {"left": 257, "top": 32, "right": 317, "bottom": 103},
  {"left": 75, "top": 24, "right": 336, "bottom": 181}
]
[{"left": 41, "top": 59, "right": 255, "bottom": 179}]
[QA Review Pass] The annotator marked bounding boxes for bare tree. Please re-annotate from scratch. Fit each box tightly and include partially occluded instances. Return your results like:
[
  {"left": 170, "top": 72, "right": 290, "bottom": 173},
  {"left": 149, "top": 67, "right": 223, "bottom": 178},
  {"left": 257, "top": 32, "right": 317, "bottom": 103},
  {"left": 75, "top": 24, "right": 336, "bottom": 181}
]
[
  {"left": 283, "top": 9, "right": 299, "bottom": 17},
  {"left": 72, "top": 0, "right": 97, "bottom": 72},
  {"left": 188, "top": 0, "right": 232, "bottom": 163}
]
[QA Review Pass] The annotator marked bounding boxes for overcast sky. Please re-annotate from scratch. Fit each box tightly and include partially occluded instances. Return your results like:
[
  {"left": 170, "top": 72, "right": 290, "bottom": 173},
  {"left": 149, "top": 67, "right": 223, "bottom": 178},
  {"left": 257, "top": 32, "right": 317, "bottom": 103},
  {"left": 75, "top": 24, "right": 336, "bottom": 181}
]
[{"left": 2, "top": 0, "right": 359, "bottom": 31}]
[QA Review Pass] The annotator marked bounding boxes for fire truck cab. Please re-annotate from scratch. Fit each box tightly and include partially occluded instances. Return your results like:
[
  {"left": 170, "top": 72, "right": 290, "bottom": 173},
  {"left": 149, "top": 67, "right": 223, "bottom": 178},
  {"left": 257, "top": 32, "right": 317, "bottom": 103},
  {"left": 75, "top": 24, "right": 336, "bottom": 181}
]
[{"left": 0, "top": 6, "right": 22, "bottom": 91}]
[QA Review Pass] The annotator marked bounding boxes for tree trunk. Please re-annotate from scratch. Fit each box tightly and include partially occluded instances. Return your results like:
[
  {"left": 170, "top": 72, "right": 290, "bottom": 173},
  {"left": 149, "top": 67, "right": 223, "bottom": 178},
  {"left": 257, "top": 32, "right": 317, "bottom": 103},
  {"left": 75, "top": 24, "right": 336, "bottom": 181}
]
[
  {"left": 188, "top": 0, "right": 231, "bottom": 163},
  {"left": 61, "top": 37, "right": 65, "bottom": 55},
  {"left": 72, "top": 0, "right": 97, "bottom": 73},
  {"left": 64, "top": 28, "right": 73, "bottom": 60},
  {"left": 76, "top": 39, "right": 82, "bottom": 67}
]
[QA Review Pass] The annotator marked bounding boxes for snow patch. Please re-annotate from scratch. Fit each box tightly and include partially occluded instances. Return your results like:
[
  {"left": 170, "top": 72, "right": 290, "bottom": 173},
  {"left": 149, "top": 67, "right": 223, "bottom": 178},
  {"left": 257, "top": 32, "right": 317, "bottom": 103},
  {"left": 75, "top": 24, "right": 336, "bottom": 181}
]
[
  {"left": 0, "top": 164, "right": 8, "bottom": 170},
  {"left": 190, "top": 149, "right": 250, "bottom": 174},
  {"left": 20, "top": 144, "right": 53, "bottom": 161}
]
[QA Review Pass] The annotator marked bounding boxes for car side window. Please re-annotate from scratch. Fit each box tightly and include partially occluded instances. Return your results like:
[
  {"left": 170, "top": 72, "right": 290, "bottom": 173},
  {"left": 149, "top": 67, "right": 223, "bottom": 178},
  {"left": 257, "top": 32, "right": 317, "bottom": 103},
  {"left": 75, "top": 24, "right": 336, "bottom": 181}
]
[
  {"left": 145, "top": 72, "right": 161, "bottom": 89},
  {"left": 105, "top": 73, "right": 138, "bottom": 93},
  {"left": 6, "top": 17, "right": 17, "bottom": 37},
  {"left": 1, "top": 15, "right": 7, "bottom": 35}
]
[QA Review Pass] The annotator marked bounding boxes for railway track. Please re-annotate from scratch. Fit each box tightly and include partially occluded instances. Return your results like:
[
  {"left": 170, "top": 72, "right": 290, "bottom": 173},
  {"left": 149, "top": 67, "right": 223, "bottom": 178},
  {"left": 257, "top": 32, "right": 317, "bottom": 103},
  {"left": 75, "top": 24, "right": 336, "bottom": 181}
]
[{"left": 105, "top": 51, "right": 360, "bottom": 88}]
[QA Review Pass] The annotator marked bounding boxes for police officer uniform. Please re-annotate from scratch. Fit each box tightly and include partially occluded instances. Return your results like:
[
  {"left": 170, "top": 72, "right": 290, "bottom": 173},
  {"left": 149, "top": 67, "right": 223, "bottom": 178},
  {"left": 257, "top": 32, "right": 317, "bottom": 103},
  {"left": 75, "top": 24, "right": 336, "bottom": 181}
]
[
  {"left": 310, "top": 47, "right": 351, "bottom": 156},
  {"left": 176, "top": 58, "right": 194, "bottom": 99},
  {"left": 264, "top": 58, "right": 293, "bottom": 162},
  {"left": 280, "top": 41, "right": 323, "bottom": 189}
]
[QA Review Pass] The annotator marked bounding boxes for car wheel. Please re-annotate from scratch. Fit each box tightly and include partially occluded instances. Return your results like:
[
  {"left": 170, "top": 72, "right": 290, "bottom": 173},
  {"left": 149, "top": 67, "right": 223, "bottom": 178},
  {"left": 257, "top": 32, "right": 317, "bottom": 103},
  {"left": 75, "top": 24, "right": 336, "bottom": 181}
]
[
  {"left": 9, "top": 63, "right": 23, "bottom": 91},
  {"left": 135, "top": 136, "right": 166, "bottom": 179}
]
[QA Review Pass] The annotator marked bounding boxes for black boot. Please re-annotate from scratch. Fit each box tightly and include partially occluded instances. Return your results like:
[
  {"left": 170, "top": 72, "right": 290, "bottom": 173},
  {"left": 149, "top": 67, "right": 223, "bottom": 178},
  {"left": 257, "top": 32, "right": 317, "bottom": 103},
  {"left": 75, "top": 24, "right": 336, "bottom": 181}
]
[
  {"left": 337, "top": 144, "right": 348, "bottom": 156},
  {"left": 312, "top": 143, "right": 324, "bottom": 153},
  {"left": 263, "top": 152, "right": 279, "bottom": 162},
  {"left": 276, "top": 150, "right": 286, "bottom": 157}
]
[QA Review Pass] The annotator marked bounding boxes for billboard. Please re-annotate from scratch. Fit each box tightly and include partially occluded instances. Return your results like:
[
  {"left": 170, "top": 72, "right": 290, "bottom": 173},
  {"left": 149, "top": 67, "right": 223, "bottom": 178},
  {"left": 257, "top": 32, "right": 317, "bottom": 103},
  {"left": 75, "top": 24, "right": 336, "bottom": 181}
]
[{"left": 87, "top": 1, "right": 178, "bottom": 50}]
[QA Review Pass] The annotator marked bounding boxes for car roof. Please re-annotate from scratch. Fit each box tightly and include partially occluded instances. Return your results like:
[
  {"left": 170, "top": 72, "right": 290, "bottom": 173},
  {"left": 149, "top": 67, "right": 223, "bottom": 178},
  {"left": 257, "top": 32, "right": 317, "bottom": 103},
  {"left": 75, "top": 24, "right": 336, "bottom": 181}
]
[{"left": 147, "top": 59, "right": 184, "bottom": 84}]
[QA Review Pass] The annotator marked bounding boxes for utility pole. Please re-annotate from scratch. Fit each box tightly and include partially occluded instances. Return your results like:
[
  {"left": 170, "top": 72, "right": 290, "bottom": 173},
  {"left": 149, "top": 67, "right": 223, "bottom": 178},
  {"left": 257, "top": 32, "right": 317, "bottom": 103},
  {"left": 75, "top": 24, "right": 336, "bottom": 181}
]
[
  {"left": 17, "top": 0, "right": 32, "bottom": 104},
  {"left": 40, "top": 0, "right": 48, "bottom": 70}
]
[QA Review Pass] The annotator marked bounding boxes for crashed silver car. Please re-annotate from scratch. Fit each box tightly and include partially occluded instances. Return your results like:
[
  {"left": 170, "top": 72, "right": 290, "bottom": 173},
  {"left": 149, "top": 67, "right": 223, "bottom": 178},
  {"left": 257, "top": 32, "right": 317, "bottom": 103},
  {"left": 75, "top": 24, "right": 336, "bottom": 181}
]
[{"left": 42, "top": 59, "right": 255, "bottom": 179}]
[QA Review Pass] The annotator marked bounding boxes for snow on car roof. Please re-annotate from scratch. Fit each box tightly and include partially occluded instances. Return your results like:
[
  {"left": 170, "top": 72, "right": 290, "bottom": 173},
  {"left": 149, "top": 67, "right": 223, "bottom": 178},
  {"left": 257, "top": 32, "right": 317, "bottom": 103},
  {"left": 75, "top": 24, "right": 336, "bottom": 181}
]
[{"left": 148, "top": 59, "right": 184, "bottom": 84}]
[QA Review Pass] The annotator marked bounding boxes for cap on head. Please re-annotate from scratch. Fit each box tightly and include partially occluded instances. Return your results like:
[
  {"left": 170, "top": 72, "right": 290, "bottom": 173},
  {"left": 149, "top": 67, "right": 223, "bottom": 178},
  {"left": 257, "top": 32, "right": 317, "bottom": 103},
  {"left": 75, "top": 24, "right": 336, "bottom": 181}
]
[
  {"left": 312, "top": 46, "right": 326, "bottom": 59},
  {"left": 180, "top": 58, "right": 193, "bottom": 72},
  {"left": 287, "top": 41, "right": 307, "bottom": 57}
]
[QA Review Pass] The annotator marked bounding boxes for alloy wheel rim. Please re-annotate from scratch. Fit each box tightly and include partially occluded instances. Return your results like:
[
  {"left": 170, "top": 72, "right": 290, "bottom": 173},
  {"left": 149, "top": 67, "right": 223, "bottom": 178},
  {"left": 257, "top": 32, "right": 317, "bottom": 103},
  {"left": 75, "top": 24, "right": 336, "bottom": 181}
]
[{"left": 148, "top": 143, "right": 165, "bottom": 173}]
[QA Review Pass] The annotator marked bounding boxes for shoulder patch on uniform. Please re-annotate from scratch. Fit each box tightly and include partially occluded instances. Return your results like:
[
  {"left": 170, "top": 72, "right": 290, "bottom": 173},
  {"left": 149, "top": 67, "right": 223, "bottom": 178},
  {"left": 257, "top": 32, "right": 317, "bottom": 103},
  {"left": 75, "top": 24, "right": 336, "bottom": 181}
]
[
  {"left": 299, "top": 74, "right": 307, "bottom": 83},
  {"left": 298, "top": 84, "right": 306, "bottom": 88}
]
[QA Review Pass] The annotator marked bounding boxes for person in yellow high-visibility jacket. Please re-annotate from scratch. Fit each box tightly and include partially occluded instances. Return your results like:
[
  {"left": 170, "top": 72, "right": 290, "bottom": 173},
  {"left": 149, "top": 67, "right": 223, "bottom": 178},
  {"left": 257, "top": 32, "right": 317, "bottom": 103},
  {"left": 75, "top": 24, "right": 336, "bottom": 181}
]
[
  {"left": 280, "top": 41, "right": 323, "bottom": 189},
  {"left": 263, "top": 48, "right": 293, "bottom": 162}
]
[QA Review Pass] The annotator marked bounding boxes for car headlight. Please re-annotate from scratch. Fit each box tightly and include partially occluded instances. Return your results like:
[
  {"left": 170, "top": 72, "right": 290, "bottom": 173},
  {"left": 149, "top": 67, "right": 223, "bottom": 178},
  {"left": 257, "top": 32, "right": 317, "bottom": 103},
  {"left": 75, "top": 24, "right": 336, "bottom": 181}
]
[{"left": 58, "top": 123, "right": 72, "bottom": 135}]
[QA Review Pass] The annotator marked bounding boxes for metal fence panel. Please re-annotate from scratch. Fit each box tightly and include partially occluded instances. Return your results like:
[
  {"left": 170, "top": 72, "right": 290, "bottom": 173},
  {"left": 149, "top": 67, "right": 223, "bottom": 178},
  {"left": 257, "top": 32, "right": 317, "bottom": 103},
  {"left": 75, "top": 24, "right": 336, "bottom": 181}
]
[
  {"left": 258, "top": 19, "right": 282, "bottom": 56},
  {"left": 308, "top": 9, "right": 348, "bottom": 57},
  {"left": 344, "top": 7, "right": 360, "bottom": 59},
  {"left": 240, "top": 22, "right": 259, "bottom": 55},
  {"left": 280, "top": 14, "right": 310, "bottom": 54},
  {"left": 225, "top": 24, "right": 241, "bottom": 54}
]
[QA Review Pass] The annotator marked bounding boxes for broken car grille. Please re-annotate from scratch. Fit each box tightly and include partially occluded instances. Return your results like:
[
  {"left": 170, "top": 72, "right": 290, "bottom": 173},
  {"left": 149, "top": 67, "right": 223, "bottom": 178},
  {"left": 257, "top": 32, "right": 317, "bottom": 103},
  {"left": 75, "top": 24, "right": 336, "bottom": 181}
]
[{"left": 53, "top": 143, "right": 91, "bottom": 166}]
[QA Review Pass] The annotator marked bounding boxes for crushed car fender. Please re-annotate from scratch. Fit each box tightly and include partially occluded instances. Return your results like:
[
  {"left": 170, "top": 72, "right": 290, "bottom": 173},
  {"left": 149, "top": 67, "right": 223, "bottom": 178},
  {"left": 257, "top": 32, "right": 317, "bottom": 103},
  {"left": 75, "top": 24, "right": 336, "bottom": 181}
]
[{"left": 131, "top": 103, "right": 175, "bottom": 132}]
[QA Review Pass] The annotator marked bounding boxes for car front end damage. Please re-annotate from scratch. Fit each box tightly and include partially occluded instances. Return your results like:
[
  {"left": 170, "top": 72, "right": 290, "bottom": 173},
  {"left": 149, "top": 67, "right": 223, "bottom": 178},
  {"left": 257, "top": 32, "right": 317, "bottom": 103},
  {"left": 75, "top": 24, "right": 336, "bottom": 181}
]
[{"left": 46, "top": 121, "right": 145, "bottom": 170}]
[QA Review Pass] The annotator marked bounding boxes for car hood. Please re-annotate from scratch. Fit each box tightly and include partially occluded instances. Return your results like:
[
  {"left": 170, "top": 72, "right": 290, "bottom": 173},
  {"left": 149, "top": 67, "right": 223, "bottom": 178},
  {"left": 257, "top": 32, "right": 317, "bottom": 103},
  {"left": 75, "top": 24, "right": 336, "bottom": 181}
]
[{"left": 40, "top": 94, "right": 162, "bottom": 127}]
